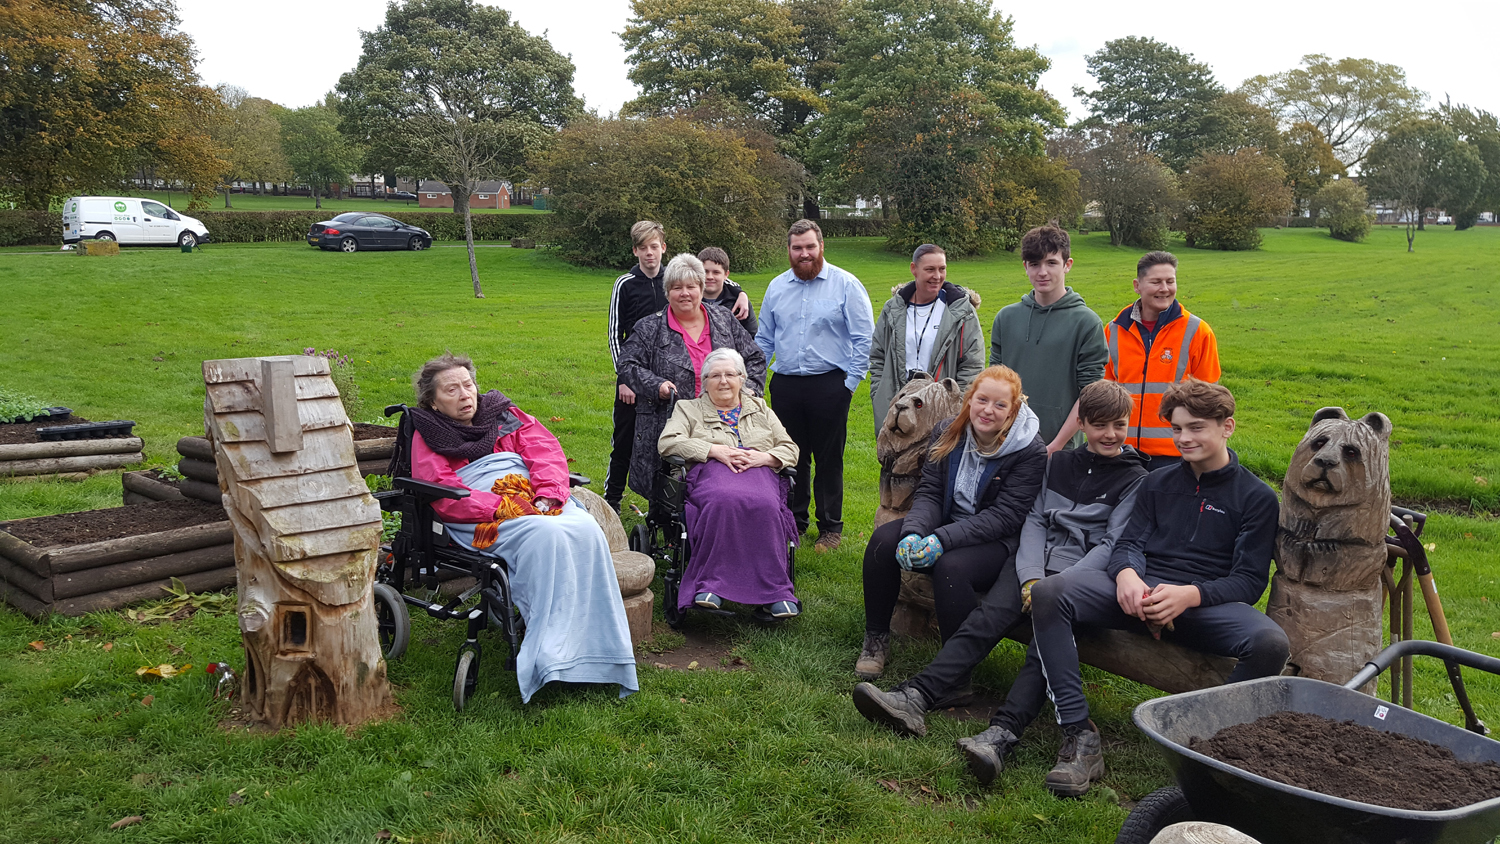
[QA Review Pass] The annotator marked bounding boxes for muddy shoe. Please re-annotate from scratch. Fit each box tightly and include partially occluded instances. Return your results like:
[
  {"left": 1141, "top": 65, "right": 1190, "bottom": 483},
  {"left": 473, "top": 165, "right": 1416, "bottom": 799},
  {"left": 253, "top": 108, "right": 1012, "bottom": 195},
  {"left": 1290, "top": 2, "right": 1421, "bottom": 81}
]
[
  {"left": 852, "top": 683, "right": 928, "bottom": 737},
  {"left": 854, "top": 631, "right": 890, "bottom": 680},
  {"left": 956, "top": 726, "right": 1020, "bottom": 786},
  {"left": 813, "top": 531, "right": 842, "bottom": 552},
  {"left": 1044, "top": 720, "right": 1104, "bottom": 798}
]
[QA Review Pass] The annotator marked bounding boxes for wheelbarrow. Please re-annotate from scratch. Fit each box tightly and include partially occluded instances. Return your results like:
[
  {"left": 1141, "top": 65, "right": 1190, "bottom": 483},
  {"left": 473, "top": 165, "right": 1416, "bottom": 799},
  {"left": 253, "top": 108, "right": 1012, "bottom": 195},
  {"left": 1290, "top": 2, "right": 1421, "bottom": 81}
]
[{"left": 1117, "top": 640, "right": 1500, "bottom": 844}]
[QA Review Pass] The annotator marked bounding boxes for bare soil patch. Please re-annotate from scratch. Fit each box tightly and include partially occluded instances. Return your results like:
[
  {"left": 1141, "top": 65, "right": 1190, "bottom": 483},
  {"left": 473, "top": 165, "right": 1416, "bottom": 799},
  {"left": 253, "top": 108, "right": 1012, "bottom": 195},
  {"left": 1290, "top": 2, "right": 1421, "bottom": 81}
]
[
  {"left": 352, "top": 423, "right": 397, "bottom": 442},
  {"left": 637, "top": 624, "right": 750, "bottom": 672},
  {"left": 0, "top": 414, "right": 87, "bottom": 445},
  {"left": 3, "top": 499, "right": 226, "bottom": 548},
  {"left": 1190, "top": 710, "right": 1500, "bottom": 811}
]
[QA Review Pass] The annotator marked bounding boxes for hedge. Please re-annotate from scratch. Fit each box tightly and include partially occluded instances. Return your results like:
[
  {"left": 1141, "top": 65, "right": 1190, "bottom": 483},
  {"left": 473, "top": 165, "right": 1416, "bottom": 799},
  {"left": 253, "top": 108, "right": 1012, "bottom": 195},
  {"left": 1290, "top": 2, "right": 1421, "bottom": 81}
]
[
  {"left": 0, "top": 209, "right": 541, "bottom": 246},
  {"left": 813, "top": 218, "right": 889, "bottom": 238}
]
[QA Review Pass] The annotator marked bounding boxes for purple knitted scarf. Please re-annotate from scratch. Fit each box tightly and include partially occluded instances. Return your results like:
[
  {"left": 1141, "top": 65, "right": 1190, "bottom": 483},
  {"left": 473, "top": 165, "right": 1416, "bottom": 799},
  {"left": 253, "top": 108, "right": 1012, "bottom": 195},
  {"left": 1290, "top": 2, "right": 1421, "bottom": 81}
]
[{"left": 409, "top": 390, "right": 521, "bottom": 464}]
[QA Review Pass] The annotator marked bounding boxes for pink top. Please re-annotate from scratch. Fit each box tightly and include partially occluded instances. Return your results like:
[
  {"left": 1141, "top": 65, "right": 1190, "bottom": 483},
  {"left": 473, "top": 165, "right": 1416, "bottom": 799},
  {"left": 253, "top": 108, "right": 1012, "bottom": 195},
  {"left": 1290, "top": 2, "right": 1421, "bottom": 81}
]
[
  {"left": 668, "top": 304, "right": 713, "bottom": 394},
  {"left": 411, "top": 407, "right": 571, "bottom": 523}
]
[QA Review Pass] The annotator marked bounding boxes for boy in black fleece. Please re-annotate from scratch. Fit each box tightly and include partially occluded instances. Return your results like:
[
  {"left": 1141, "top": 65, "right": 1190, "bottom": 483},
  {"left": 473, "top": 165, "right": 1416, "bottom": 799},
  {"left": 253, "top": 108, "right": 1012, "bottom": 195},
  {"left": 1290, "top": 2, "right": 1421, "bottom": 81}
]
[
  {"left": 1029, "top": 378, "right": 1288, "bottom": 798},
  {"left": 605, "top": 221, "right": 668, "bottom": 510},
  {"left": 851, "top": 381, "right": 1148, "bottom": 770},
  {"left": 698, "top": 246, "right": 756, "bottom": 335}
]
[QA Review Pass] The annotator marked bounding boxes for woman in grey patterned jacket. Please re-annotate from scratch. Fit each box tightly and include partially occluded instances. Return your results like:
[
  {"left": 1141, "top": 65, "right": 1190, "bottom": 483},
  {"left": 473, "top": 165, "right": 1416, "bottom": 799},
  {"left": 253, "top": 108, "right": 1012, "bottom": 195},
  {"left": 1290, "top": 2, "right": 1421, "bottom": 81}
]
[{"left": 618, "top": 253, "right": 766, "bottom": 500}]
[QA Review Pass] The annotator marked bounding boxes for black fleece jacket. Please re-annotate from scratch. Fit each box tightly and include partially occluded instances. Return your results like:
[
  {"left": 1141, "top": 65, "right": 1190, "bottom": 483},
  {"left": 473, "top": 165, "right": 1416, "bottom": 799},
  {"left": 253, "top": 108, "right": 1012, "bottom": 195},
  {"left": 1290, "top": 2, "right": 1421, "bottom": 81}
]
[
  {"left": 1106, "top": 448, "right": 1279, "bottom": 607},
  {"left": 904, "top": 417, "right": 1047, "bottom": 553},
  {"left": 608, "top": 263, "right": 667, "bottom": 385}
]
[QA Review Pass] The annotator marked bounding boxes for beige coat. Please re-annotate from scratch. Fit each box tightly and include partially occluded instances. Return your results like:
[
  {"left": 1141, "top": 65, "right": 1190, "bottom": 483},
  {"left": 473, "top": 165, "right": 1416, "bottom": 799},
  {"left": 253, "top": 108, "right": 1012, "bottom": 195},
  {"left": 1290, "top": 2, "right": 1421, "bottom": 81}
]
[{"left": 658, "top": 395, "right": 799, "bottom": 469}]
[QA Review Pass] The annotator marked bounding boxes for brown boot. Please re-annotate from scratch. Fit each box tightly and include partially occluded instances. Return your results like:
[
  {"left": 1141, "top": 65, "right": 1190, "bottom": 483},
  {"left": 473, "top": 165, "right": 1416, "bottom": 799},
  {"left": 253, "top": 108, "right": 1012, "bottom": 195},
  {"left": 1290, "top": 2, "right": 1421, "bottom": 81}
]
[
  {"left": 813, "top": 531, "right": 843, "bottom": 552},
  {"left": 854, "top": 631, "right": 890, "bottom": 680}
]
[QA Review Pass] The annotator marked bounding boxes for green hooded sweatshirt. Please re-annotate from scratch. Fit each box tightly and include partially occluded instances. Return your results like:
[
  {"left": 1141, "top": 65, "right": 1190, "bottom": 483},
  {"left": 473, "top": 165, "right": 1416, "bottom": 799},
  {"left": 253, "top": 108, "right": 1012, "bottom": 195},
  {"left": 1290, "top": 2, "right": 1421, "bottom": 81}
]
[{"left": 989, "top": 287, "right": 1108, "bottom": 444}]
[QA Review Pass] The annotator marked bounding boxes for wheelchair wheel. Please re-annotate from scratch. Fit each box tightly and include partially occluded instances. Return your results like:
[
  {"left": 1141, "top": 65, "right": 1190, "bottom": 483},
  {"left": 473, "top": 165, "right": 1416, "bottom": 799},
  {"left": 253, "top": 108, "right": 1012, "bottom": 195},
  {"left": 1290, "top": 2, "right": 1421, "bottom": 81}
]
[
  {"left": 661, "top": 572, "right": 685, "bottom": 629},
  {"left": 372, "top": 582, "right": 410, "bottom": 660},
  {"left": 630, "top": 523, "right": 650, "bottom": 554},
  {"left": 453, "top": 646, "right": 480, "bottom": 712}
]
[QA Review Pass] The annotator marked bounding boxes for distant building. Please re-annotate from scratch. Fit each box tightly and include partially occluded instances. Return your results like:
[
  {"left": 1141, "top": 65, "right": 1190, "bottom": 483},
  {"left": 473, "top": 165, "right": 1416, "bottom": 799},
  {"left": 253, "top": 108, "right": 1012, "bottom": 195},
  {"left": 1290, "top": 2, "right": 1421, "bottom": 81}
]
[{"left": 413, "top": 180, "right": 512, "bottom": 209}]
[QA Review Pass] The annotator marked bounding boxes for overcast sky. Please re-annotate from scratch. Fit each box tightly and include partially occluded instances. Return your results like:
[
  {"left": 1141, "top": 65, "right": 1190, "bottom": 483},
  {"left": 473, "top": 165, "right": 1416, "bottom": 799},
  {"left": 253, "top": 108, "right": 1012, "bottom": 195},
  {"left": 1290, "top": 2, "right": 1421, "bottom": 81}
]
[{"left": 178, "top": 0, "right": 1500, "bottom": 121}]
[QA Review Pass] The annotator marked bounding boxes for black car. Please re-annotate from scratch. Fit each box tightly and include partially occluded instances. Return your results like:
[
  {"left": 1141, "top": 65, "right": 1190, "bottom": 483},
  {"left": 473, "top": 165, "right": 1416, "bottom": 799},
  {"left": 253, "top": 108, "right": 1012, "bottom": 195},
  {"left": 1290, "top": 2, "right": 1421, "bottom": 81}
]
[
  {"left": 307, "top": 212, "right": 433, "bottom": 252},
  {"left": 386, "top": 191, "right": 418, "bottom": 201}
]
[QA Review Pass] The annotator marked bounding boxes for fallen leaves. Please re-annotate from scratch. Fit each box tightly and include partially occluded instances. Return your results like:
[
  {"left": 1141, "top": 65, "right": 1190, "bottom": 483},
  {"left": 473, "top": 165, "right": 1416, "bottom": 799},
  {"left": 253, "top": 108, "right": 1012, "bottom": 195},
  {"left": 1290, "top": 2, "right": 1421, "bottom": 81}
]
[
  {"left": 139, "top": 695, "right": 154, "bottom": 708},
  {"left": 28, "top": 641, "right": 45, "bottom": 651},
  {"left": 130, "top": 577, "right": 233, "bottom": 623},
  {"left": 549, "top": 416, "right": 565, "bottom": 422},
  {"left": 879, "top": 779, "right": 901, "bottom": 793},
  {"left": 136, "top": 663, "right": 192, "bottom": 680},
  {"left": 110, "top": 816, "right": 143, "bottom": 829}
]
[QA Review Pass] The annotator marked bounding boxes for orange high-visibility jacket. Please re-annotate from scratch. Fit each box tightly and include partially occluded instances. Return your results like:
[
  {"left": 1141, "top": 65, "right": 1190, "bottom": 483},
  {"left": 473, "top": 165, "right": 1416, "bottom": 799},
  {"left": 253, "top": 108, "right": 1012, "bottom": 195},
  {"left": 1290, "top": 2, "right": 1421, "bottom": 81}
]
[{"left": 1103, "top": 301, "right": 1221, "bottom": 457}]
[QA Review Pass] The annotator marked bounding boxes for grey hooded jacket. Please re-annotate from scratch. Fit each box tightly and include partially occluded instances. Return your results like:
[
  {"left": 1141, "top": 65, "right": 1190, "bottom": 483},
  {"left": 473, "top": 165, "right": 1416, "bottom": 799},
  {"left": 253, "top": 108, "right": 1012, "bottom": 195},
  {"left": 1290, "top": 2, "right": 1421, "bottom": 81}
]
[
  {"left": 1014, "top": 444, "right": 1149, "bottom": 585},
  {"left": 989, "top": 287, "right": 1107, "bottom": 444},
  {"left": 869, "top": 281, "right": 985, "bottom": 433}
]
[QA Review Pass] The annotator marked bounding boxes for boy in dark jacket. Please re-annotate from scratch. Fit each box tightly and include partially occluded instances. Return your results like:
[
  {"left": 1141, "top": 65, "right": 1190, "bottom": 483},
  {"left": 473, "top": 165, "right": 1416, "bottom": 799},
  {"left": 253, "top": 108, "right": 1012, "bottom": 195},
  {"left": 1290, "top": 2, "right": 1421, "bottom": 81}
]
[
  {"left": 1029, "top": 378, "right": 1288, "bottom": 798},
  {"left": 698, "top": 246, "right": 756, "bottom": 335},
  {"left": 605, "top": 221, "right": 668, "bottom": 510},
  {"left": 852, "top": 381, "right": 1148, "bottom": 767}
]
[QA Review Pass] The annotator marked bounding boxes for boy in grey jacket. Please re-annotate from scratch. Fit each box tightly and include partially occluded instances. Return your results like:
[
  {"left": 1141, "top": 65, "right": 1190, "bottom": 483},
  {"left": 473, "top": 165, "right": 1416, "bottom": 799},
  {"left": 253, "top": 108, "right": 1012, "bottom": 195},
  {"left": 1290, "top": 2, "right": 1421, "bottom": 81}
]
[
  {"left": 852, "top": 381, "right": 1147, "bottom": 784},
  {"left": 990, "top": 226, "right": 1108, "bottom": 450}
]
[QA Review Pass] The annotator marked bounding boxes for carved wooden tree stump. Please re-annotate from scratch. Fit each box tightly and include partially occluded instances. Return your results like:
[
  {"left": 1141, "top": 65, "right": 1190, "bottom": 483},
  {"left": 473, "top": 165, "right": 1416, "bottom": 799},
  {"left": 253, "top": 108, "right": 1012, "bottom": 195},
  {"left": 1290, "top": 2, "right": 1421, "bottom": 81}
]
[
  {"left": 204, "top": 355, "right": 391, "bottom": 728},
  {"left": 1266, "top": 407, "right": 1392, "bottom": 690}
]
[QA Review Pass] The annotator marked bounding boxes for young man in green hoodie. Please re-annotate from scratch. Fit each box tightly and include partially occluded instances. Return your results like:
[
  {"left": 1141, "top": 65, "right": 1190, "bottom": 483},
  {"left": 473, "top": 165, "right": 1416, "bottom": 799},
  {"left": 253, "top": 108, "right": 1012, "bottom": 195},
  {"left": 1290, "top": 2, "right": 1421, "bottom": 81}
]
[{"left": 989, "top": 226, "right": 1108, "bottom": 452}]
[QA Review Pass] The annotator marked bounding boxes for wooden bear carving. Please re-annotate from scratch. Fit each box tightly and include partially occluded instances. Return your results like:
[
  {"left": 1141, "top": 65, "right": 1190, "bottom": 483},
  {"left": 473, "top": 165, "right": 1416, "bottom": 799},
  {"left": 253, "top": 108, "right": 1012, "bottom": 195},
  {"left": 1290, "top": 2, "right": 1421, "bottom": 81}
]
[
  {"left": 1266, "top": 407, "right": 1392, "bottom": 687},
  {"left": 875, "top": 374, "right": 964, "bottom": 529}
]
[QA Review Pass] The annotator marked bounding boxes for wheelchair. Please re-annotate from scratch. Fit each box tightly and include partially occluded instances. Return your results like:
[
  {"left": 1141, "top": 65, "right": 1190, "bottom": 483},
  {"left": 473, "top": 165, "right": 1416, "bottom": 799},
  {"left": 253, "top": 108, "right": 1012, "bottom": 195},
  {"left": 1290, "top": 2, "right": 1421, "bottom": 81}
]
[
  {"left": 627, "top": 453, "right": 799, "bottom": 628},
  {"left": 371, "top": 403, "right": 590, "bottom": 711}
]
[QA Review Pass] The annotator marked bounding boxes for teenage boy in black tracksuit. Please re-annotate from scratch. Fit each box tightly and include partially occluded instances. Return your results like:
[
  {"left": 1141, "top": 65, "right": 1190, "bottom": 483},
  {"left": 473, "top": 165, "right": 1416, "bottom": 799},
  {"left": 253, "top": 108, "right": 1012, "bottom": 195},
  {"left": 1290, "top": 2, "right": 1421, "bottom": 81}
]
[
  {"left": 605, "top": 221, "right": 667, "bottom": 510},
  {"left": 1029, "top": 378, "right": 1289, "bottom": 798},
  {"left": 851, "top": 381, "right": 1148, "bottom": 774}
]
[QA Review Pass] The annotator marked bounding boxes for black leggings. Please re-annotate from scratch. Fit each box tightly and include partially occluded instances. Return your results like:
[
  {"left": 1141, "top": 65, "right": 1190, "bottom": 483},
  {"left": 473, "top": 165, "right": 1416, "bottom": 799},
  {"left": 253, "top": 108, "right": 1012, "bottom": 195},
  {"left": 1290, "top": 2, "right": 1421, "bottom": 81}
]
[{"left": 863, "top": 518, "right": 1010, "bottom": 642}]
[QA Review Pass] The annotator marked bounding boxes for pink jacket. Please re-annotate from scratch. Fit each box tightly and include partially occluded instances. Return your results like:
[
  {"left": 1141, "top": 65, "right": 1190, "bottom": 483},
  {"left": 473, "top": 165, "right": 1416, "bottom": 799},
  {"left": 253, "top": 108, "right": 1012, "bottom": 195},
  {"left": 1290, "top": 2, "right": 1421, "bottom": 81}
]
[{"left": 411, "top": 407, "right": 570, "bottom": 523}]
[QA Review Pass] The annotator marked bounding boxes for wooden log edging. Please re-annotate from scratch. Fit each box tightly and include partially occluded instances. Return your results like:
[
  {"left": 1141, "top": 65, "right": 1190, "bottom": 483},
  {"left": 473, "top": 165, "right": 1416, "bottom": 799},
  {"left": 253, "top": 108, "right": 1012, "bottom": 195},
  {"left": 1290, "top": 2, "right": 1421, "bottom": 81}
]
[
  {"left": 0, "top": 452, "right": 143, "bottom": 477},
  {"left": 0, "top": 437, "right": 144, "bottom": 461},
  {"left": 122, "top": 470, "right": 186, "bottom": 503},
  {"left": 0, "top": 518, "right": 236, "bottom": 619},
  {"left": 177, "top": 436, "right": 214, "bottom": 462},
  {"left": 176, "top": 457, "right": 218, "bottom": 484}
]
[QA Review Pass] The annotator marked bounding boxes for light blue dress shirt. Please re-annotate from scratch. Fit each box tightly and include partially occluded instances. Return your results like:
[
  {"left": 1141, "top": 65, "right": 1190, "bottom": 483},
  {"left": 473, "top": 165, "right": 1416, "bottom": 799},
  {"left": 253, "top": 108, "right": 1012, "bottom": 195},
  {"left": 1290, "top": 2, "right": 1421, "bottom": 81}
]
[{"left": 755, "top": 261, "right": 875, "bottom": 394}]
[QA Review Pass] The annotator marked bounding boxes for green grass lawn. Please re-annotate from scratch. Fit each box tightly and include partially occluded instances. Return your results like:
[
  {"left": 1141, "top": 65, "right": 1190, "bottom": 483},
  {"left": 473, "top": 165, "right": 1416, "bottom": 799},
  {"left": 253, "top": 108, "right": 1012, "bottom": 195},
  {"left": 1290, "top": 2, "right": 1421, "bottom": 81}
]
[
  {"left": 137, "top": 190, "right": 546, "bottom": 215},
  {"left": 1, "top": 226, "right": 1498, "bottom": 843}
]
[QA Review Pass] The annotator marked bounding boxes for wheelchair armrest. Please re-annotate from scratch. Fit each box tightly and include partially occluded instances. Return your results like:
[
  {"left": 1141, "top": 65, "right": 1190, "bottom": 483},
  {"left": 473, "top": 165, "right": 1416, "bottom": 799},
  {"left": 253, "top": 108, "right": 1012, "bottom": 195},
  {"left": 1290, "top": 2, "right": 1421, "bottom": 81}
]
[
  {"left": 776, "top": 465, "right": 797, "bottom": 479},
  {"left": 394, "top": 476, "right": 471, "bottom": 500},
  {"left": 384, "top": 403, "right": 408, "bottom": 418},
  {"left": 662, "top": 455, "right": 687, "bottom": 468},
  {"left": 568, "top": 472, "right": 591, "bottom": 488}
]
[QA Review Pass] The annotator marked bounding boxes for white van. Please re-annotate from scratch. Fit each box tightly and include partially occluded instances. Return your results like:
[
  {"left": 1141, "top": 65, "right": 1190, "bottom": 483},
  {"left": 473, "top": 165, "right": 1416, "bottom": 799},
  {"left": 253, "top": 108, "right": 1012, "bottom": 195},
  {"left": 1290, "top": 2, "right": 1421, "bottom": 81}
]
[{"left": 62, "top": 197, "right": 211, "bottom": 247}]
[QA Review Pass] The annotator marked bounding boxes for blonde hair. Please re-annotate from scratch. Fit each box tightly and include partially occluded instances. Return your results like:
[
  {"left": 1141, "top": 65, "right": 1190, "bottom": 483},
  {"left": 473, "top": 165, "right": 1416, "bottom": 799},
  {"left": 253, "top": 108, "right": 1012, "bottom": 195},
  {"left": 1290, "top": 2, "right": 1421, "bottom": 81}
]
[
  {"left": 631, "top": 220, "right": 665, "bottom": 249},
  {"left": 929, "top": 365, "right": 1025, "bottom": 461}
]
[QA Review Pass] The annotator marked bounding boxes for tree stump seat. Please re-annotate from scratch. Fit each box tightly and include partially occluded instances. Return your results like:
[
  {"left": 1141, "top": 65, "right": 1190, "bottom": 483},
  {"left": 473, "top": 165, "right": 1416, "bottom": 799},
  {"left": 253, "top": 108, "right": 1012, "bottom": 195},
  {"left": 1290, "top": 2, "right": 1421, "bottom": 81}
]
[{"left": 893, "top": 570, "right": 1235, "bottom": 695}]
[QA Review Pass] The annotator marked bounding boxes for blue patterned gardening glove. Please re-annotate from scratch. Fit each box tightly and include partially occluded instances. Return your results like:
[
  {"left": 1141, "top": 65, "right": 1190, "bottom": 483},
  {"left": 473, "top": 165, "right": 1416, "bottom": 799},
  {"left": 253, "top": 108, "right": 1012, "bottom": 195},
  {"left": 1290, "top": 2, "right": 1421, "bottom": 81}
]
[
  {"left": 899, "top": 534, "right": 943, "bottom": 571},
  {"left": 895, "top": 533, "right": 924, "bottom": 571}
]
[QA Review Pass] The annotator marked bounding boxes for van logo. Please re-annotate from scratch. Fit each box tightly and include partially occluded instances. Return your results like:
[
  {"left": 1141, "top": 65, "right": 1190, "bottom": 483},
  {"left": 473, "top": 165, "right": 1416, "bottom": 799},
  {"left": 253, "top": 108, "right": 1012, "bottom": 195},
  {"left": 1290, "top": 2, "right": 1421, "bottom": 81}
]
[{"left": 113, "top": 201, "right": 127, "bottom": 212}]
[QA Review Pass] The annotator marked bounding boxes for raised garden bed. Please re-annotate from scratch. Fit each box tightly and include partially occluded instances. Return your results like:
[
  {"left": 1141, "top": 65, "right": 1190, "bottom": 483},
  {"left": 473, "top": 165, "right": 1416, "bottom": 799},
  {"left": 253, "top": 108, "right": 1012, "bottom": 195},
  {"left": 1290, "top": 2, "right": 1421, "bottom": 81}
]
[
  {"left": 0, "top": 413, "right": 144, "bottom": 480},
  {"left": 0, "top": 499, "right": 233, "bottom": 618}
]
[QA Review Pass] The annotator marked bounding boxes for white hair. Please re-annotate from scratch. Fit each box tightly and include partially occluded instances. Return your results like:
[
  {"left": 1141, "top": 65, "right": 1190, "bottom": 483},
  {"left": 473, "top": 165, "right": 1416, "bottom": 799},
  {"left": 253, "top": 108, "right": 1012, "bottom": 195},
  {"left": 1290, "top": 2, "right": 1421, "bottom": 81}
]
[
  {"left": 663, "top": 253, "right": 705, "bottom": 290},
  {"left": 701, "top": 347, "right": 751, "bottom": 395}
]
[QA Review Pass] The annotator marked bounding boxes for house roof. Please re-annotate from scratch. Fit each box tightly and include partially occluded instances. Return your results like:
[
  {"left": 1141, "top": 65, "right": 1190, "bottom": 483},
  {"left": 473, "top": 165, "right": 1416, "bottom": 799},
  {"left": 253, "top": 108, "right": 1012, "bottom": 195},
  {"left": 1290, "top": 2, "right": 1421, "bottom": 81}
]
[{"left": 416, "top": 180, "right": 511, "bottom": 194}]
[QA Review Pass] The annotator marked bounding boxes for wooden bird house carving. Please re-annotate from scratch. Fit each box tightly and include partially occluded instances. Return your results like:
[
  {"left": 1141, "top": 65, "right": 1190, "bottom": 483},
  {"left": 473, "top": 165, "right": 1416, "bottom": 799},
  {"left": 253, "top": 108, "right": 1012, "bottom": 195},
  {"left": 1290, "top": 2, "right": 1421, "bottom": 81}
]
[{"left": 203, "top": 355, "right": 391, "bottom": 728}]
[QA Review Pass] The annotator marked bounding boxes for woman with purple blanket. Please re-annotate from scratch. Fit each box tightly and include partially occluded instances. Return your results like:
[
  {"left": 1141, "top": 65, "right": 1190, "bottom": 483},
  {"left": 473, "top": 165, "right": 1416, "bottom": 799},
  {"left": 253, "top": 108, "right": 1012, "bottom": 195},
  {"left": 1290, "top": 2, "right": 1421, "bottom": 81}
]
[{"left": 658, "top": 348, "right": 802, "bottom": 619}]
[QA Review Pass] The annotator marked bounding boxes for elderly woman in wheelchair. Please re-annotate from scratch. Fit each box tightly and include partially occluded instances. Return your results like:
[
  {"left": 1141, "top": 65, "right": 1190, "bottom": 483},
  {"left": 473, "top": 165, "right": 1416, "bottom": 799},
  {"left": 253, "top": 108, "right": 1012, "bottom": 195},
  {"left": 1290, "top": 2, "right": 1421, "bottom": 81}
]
[
  {"left": 403, "top": 352, "right": 638, "bottom": 703},
  {"left": 655, "top": 347, "right": 802, "bottom": 621}
]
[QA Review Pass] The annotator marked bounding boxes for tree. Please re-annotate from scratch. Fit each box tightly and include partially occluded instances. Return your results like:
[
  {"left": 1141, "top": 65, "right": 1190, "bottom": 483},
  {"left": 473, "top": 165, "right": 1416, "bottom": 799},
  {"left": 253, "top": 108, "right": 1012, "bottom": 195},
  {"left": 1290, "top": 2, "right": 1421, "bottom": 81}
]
[
  {"left": 1438, "top": 102, "right": 1500, "bottom": 230},
  {"left": 0, "top": 0, "right": 218, "bottom": 209},
  {"left": 1181, "top": 149, "right": 1292, "bottom": 250},
  {"left": 1073, "top": 125, "right": 1178, "bottom": 249},
  {"left": 1191, "top": 92, "right": 1282, "bottom": 160},
  {"left": 1311, "top": 179, "right": 1371, "bottom": 242},
  {"left": 812, "top": 0, "right": 1062, "bottom": 255},
  {"left": 1241, "top": 55, "right": 1426, "bottom": 168},
  {"left": 1075, "top": 37, "right": 1223, "bottom": 171},
  {"left": 338, "top": 0, "right": 581, "bottom": 297},
  {"left": 532, "top": 115, "right": 792, "bottom": 270},
  {"left": 1363, "top": 119, "right": 1486, "bottom": 251},
  {"left": 281, "top": 103, "right": 359, "bottom": 210},
  {"left": 211, "top": 86, "right": 289, "bottom": 207},
  {"left": 1275, "top": 121, "right": 1345, "bottom": 212}
]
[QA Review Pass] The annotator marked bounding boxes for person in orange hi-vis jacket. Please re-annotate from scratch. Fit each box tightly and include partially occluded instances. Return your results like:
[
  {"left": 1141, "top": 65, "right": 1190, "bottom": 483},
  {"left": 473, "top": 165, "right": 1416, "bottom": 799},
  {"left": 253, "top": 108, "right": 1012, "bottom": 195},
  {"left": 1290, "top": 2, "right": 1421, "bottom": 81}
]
[{"left": 1100, "top": 251, "right": 1220, "bottom": 471}]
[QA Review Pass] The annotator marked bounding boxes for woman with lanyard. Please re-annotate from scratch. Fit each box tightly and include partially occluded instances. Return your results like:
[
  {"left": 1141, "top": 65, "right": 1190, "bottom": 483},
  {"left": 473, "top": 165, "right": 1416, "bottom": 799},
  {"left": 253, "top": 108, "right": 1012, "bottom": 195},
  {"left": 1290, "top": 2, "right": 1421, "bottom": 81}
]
[{"left": 868, "top": 244, "right": 987, "bottom": 434}]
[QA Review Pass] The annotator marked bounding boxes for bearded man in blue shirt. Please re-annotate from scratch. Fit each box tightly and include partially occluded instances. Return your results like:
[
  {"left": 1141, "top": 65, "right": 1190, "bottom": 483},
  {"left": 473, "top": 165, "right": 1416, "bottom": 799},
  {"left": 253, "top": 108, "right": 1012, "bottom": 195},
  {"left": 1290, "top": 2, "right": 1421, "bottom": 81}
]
[{"left": 755, "top": 219, "right": 875, "bottom": 552}]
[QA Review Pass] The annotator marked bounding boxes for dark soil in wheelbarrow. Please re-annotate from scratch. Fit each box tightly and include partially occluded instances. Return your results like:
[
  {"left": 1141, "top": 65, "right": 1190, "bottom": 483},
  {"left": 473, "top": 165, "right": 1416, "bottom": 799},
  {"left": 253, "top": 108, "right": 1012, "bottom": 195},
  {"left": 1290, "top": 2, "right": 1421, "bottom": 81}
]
[
  {"left": 0, "top": 414, "right": 88, "bottom": 444},
  {"left": 1190, "top": 710, "right": 1500, "bottom": 811},
  {"left": 2, "top": 499, "right": 226, "bottom": 548}
]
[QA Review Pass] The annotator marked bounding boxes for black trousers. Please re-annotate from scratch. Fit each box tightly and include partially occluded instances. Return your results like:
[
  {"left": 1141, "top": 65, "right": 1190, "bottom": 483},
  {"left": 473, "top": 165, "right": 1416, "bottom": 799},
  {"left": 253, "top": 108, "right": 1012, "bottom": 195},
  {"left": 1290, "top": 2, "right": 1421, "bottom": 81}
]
[
  {"left": 1031, "top": 567, "right": 1290, "bottom": 726},
  {"left": 604, "top": 394, "right": 635, "bottom": 504},
  {"left": 863, "top": 518, "right": 1009, "bottom": 643},
  {"left": 900, "top": 552, "right": 1028, "bottom": 705},
  {"left": 769, "top": 370, "right": 851, "bottom": 534}
]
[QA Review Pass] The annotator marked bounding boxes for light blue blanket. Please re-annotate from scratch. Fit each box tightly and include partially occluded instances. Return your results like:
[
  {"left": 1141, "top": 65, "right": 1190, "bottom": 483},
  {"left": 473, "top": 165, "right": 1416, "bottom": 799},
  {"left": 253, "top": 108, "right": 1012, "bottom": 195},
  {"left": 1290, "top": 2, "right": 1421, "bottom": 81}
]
[{"left": 444, "top": 452, "right": 638, "bottom": 703}]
